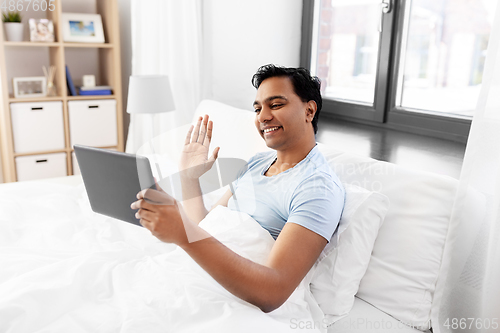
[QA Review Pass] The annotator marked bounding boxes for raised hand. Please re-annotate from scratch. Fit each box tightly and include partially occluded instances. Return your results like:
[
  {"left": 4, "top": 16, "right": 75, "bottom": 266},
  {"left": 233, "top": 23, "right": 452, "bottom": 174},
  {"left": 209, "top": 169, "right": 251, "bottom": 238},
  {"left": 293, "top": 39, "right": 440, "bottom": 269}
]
[{"left": 179, "top": 115, "right": 220, "bottom": 180}]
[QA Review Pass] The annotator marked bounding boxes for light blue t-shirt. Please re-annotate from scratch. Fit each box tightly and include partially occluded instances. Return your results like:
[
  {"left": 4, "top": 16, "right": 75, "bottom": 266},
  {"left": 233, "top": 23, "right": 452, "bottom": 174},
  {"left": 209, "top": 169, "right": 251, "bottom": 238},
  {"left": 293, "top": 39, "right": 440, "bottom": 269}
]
[{"left": 227, "top": 145, "right": 345, "bottom": 241}]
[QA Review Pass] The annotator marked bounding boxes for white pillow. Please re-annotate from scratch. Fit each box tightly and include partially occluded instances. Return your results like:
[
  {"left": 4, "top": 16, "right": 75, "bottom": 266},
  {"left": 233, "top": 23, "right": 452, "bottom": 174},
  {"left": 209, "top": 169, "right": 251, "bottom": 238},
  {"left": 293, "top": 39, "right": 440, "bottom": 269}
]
[
  {"left": 328, "top": 297, "right": 429, "bottom": 333},
  {"left": 309, "top": 183, "right": 390, "bottom": 325},
  {"left": 317, "top": 144, "right": 457, "bottom": 330}
]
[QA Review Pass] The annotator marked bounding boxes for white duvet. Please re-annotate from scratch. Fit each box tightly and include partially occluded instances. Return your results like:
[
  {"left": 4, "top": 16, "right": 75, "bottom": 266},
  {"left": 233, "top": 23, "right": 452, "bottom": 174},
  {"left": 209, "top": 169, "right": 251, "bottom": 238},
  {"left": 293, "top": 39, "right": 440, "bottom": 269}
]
[{"left": 0, "top": 182, "right": 323, "bottom": 333}]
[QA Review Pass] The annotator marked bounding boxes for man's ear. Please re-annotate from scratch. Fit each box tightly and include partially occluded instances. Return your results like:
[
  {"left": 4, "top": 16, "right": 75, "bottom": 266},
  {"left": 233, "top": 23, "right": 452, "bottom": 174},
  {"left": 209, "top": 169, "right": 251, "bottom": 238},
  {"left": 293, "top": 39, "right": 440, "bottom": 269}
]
[{"left": 305, "top": 101, "right": 317, "bottom": 122}]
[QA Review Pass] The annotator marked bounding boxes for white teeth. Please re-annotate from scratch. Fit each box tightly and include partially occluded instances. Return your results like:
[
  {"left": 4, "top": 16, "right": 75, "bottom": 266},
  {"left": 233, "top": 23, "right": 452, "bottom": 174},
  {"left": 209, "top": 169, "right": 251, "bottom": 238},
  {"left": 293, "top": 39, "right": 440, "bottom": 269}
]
[{"left": 264, "top": 127, "right": 280, "bottom": 133}]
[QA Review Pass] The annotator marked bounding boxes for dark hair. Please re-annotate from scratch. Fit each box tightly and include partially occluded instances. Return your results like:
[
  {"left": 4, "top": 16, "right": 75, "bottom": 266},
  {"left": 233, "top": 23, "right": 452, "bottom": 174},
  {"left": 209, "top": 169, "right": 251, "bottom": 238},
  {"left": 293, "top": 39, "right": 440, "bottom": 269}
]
[{"left": 251, "top": 64, "right": 322, "bottom": 134}]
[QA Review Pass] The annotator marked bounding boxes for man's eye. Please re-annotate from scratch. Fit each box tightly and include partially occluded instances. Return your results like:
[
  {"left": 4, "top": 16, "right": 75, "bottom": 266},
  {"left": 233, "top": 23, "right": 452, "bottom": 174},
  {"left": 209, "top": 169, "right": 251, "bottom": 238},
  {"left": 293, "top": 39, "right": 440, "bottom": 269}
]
[
  {"left": 254, "top": 109, "right": 261, "bottom": 113},
  {"left": 271, "top": 104, "right": 282, "bottom": 108}
]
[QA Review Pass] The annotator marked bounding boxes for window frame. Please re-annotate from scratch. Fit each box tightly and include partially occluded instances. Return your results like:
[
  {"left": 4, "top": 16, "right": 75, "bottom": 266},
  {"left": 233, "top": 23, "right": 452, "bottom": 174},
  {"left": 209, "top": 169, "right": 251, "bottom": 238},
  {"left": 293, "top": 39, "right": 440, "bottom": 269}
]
[{"left": 301, "top": 0, "right": 472, "bottom": 143}]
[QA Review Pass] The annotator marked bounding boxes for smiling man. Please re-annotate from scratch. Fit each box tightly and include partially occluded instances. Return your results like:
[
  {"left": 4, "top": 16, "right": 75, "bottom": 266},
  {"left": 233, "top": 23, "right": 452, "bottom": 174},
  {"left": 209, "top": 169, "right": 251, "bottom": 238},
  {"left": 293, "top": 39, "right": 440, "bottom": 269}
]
[{"left": 131, "top": 64, "right": 345, "bottom": 312}]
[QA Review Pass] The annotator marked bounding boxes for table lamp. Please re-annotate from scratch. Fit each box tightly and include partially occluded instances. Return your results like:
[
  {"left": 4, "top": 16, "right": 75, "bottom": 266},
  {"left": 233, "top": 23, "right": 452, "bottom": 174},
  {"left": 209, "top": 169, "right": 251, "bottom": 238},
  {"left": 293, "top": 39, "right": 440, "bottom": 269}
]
[{"left": 127, "top": 75, "right": 176, "bottom": 181}]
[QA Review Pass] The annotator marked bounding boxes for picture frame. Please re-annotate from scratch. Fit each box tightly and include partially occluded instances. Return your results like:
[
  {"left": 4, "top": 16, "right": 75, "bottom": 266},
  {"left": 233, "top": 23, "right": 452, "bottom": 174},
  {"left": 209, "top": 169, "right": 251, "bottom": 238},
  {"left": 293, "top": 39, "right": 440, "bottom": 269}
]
[
  {"left": 61, "top": 13, "right": 105, "bottom": 43},
  {"left": 29, "top": 19, "right": 55, "bottom": 42},
  {"left": 13, "top": 77, "right": 47, "bottom": 98}
]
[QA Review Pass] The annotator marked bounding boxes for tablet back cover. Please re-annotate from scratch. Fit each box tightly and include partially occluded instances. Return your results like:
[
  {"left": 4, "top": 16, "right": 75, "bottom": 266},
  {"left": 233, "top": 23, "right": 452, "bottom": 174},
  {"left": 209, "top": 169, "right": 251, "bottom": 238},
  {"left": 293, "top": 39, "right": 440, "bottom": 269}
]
[{"left": 74, "top": 145, "right": 154, "bottom": 226}]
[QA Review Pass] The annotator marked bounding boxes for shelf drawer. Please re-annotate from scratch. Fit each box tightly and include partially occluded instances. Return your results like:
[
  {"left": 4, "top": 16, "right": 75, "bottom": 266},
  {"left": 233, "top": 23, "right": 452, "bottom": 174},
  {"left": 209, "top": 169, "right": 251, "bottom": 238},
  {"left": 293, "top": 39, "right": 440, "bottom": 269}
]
[
  {"left": 16, "top": 153, "right": 67, "bottom": 182},
  {"left": 68, "top": 99, "right": 117, "bottom": 147},
  {"left": 10, "top": 101, "right": 65, "bottom": 153}
]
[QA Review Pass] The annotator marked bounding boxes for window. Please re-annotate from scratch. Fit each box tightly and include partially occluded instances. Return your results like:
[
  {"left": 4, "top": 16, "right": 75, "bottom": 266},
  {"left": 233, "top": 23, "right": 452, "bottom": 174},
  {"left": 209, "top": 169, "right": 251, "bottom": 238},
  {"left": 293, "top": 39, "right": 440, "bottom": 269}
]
[{"left": 302, "top": 0, "right": 498, "bottom": 142}]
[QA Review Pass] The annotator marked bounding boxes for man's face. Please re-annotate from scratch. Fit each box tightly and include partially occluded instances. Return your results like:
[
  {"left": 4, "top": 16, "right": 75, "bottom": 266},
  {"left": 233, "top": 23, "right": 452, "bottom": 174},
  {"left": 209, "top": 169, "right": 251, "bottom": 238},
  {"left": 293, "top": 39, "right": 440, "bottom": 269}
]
[{"left": 253, "top": 76, "right": 314, "bottom": 151}]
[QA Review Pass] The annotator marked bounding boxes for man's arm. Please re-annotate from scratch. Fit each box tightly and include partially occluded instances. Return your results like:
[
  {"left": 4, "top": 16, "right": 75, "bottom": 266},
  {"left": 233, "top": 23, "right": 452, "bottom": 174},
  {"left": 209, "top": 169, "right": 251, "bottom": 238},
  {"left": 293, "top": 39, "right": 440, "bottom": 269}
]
[
  {"left": 181, "top": 222, "right": 326, "bottom": 312},
  {"left": 180, "top": 176, "right": 208, "bottom": 223},
  {"left": 132, "top": 190, "right": 326, "bottom": 312},
  {"left": 181, "top": 183, "right": 233, "bottom": 224},
  {"left": 178, "top": 115, "right": 220, "bottom": 223}
]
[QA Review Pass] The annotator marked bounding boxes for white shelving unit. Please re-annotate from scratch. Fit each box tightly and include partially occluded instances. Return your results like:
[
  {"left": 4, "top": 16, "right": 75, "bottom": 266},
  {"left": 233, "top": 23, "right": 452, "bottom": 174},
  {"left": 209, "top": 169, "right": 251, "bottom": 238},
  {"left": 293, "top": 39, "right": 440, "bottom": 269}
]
[{"left": 0, "top": 0, "right": 124, "bottom": 182}]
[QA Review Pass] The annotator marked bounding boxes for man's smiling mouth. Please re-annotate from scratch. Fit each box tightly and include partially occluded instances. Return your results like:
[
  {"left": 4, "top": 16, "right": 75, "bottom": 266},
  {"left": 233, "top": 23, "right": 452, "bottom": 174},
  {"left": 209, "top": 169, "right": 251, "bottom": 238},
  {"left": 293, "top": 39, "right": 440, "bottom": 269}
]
[{"left": 262, "top": 126, "right": 282, "bottom": 134}]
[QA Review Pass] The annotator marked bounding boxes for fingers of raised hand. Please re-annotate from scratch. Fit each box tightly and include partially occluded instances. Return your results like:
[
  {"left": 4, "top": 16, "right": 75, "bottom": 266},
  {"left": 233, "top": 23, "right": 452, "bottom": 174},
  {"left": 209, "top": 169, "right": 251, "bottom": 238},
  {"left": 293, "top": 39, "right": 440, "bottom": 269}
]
[
  {"left": 204, "top": 120, "right": 213, "bottom": 147},
  {"left": 197, "top": 115, "right": 209, "bottom": 144},
  {"left": 207, "top": 146, "right": 220, "bottom": 164},
  {"left": 213, "top": 146, "right": 220, "bottom": 160},
  {"left": 184, "top": 124, "right": 194, "bottom": 146},
  {"left": 192, "top": 116, "right": 203, "bottom": 143},
  {"left": 187, "top": 115, "right": 211, "bottom": 145}
]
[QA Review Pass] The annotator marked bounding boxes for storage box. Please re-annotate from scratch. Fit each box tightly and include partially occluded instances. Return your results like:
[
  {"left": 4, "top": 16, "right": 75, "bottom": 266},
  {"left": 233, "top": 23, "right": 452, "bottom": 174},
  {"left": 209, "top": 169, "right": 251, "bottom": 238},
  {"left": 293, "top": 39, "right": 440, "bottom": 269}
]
[
  {"left": 10, "top": 101, "right": 65, "bottom": 153},
  {"left": 68, "top": 99, "right": 117, "bottom": 147},
  {"left": 16, "top": 153, "right": 67, "bottom": 182}
]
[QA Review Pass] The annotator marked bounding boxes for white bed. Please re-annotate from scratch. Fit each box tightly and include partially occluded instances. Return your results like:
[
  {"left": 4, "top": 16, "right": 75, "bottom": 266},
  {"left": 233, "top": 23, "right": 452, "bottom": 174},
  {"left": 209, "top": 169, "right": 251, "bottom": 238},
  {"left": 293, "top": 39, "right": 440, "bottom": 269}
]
[
  {"left": 1, "top": 100, "right": 463, "bottom": 332},
  {"left": 0, "top": 175, "right": 326, "bottom": 332}
]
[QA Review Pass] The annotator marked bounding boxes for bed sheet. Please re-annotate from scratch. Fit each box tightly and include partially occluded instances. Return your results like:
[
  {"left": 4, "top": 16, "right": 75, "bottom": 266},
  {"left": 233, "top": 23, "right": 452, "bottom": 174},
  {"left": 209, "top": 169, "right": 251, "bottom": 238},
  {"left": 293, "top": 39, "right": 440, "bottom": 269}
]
[{"left": 0, "top": 180, "right": 323, "bottom": 332}]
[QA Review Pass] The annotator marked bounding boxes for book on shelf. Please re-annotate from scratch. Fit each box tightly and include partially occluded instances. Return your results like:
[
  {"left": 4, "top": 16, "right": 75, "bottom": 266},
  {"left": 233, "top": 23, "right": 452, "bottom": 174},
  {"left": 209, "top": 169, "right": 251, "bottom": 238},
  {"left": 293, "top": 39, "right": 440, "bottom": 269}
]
[
  {"left": 65, "top": 66, "right": 77, "bottom": 96},
  {"left": 78, "top": 85, "right": 112, "bottom": 96}
]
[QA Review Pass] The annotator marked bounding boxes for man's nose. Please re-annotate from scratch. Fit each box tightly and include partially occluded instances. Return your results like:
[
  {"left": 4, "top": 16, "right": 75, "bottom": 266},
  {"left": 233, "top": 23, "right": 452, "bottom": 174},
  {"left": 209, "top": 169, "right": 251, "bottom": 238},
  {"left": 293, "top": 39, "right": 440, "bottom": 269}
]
[{"left": 257, "top": 106, "right": 273, "bottom": 123}]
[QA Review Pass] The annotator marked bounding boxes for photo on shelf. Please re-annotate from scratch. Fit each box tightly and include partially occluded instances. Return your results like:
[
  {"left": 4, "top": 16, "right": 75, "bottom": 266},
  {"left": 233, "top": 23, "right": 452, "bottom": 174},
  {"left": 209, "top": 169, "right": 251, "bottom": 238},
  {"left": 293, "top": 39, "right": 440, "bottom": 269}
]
[
  {"left": 12, "top": 77, "right": 47, "bottom": 98},
  {"left": 61, "top": 13, "right": 105, "bottom": 43},
  {"left": 29, "top": 19, "right": 55, "bottom": 42}
]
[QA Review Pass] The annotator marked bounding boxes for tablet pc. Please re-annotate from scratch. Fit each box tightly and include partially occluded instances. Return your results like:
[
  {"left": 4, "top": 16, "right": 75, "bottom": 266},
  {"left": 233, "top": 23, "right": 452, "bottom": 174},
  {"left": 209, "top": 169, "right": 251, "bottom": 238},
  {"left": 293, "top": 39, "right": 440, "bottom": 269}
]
[{"left": 74, "top": 144, "right": 155, "bottom": 226}]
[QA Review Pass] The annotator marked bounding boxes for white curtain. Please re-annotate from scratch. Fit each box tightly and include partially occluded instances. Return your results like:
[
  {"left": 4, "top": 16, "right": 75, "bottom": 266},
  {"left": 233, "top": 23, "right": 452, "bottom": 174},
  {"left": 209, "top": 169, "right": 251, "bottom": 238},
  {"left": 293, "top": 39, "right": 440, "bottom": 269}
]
[
  {"left": 432, "top": 4, "right": 500, "bottom": 332},
  {"left": 126, "top": 0, "right": 204, "bottom": 154}
]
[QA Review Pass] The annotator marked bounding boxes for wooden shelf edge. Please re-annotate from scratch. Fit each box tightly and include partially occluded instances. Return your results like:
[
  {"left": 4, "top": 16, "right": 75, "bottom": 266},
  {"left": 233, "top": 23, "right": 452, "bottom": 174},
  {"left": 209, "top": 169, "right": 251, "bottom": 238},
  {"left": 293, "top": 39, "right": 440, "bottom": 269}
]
[
  {"left": 3, "top": 41, "right": 61, "bottom": 47},
  {"left": 3, "top": 42, "right": 115, "bottom": 48},
  {"left": 67, "top": 95, "right": 116, "bottom": 101},
  {"left": 63, "top": 42, "right": 113, "bottom": 48},
  {"left": 9, "top": 95, "right": 117, "bottom": 103},
  {"left": 14, "top": 148, "right": 70, "bottom": 157},
  {"left": 14, "top": 145, "right": 118, "bottom": 157},
  {"left": 9, "top": 96, "right": 64, "bottom": 103}
]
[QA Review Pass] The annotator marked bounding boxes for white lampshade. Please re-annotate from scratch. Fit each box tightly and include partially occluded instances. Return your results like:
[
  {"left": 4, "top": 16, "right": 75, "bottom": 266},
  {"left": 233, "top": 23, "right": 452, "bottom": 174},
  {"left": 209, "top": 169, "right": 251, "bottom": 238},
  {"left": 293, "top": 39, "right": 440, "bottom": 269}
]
[{"left": 127, "top": 75, "right": 175, "bottom": 114}]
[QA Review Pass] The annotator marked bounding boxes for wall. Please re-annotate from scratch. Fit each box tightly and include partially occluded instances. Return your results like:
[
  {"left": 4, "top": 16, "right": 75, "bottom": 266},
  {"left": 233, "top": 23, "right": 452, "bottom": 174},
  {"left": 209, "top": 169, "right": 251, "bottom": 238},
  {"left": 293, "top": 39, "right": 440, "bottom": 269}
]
[
  {"left": 203, "top": 0, "right": 303, "bottom": 110},
  {"left": 118, "top": 0, "right": 132, "bottom": 143}
]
